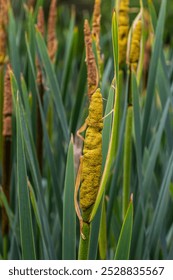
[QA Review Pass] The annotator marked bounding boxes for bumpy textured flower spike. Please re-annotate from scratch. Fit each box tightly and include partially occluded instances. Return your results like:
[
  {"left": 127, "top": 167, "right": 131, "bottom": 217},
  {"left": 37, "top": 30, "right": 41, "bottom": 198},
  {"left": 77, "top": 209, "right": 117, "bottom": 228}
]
[
  {"left": 75, "top": 88, "right": 103, "bottom": 238},
  {"left": 117, "top": 0, "right": 130, "bottom": 66},
  {"left": 127, "top": 11, "right": 142, "bottom": 73}
]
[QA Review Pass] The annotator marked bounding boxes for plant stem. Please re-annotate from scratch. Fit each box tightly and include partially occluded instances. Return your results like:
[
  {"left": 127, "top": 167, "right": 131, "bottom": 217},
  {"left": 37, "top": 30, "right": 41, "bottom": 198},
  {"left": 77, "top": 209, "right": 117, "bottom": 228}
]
[
  {"left": 98, "top": 199, "right": 107, "bottom": 259},
  {"left": 78, "top": 222, "right": 90, "bottom": 260},
  {"left": 2, "top": 139, "right": 11, "bottom": 236},
  {"left": 123, "top": 105, "right": 133, "bottom": 219},
  {"left": 3, "top": 235, "right": 8, "bottom": 260},
  {"left": 36, "top": 83, "right": 44, "bottom": 173},
  {"left": 0, "top": 65, "right": 4, "bottom": 162}
]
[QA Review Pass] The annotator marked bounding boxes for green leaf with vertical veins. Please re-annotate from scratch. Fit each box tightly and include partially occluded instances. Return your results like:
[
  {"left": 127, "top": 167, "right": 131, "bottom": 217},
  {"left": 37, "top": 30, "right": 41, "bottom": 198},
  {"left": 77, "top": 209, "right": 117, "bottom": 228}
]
[
  {"left": 36, "top": 30, "right": 69, "bottom": 141},
  {"left": 15, "top": 93, "right": 36, "bottom": 260},
  {"left": 114, "top": 201, "right": 133, "bottom": 260},
  {"left": 62, "top": 137, "right": 76, "bottom": 260}
]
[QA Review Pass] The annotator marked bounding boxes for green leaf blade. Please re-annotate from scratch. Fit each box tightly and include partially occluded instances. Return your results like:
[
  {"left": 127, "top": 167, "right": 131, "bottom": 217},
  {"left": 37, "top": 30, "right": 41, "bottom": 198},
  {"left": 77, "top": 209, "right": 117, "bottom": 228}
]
[
  {"left": 114, "top": 200, "right": 133, "bottom": 260},
  {"left": 62, "top": 137, "right": 76, "bottom": 260},
  {"left": 142, "top": 0, "right": 167, "bottom": 147},
  {"left": 35, "top": 30, "right": 69, "bottom": 141},
  {"left": 15, "top": 93, "right": 36, "bottom": 260}
]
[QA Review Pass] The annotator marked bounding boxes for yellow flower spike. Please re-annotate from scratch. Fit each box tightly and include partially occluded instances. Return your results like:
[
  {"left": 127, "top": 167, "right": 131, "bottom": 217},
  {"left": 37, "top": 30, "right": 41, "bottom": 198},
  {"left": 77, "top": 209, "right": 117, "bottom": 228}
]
[
  {"left": 84, "top": 19, "right": 99, "bottom": 100},
  {"left": 127, "top": 12, "right": 142, "bottom": 73},
  {"left": 117, "top": 0, "right": 130, "bottom": 66},
  {"left": 75, "top": 88, "right": 103, "bottom": 232}
]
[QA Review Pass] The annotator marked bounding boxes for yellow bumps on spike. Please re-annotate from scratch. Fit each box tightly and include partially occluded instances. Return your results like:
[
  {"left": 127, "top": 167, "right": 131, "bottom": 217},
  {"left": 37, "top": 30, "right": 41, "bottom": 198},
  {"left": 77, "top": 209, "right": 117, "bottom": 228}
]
[
  {"left": 80, "top": 89, "right": 103, "bottom": 221},
  {"left": 129, "top": 14, "right": 142, "bottom": 73},
  {"left": 117, "top": 0, "right": 129, "bottom": 66}
]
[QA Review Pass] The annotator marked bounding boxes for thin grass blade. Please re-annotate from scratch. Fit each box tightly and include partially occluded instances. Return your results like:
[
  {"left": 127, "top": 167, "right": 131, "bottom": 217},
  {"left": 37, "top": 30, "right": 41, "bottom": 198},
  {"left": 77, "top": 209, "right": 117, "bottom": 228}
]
[
  {"left": 35, "top": 30, "right": 69, "bottom": 141},
  {"left": 62, "top": 137, "right": 76, "bottom": 260},
  {"left": 14, "top": 88, "right": 36, "bottom": 260},
  {"left": 142, "top": 0, "right": 167, "bottom": 147},
  {"left": 114, "top": 200, "right": 133, "bottom": 260}
]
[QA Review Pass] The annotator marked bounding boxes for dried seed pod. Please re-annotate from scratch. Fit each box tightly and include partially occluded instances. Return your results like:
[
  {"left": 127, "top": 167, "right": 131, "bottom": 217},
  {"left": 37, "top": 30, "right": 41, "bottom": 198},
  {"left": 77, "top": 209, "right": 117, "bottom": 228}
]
[
  {"left": 127, "top": 12, "right": 142, "bottom": 73},
  {"left": 0, "top": 0, "right": 9, "bottom": 65},
  {"left": 3, "top": 65, "right": 12, "bottom": 137},
  {"left": 0, "top": 0, "right": 10, "bottom": 26},
  {"left": 36, "top": 7, "right": 45, "bottom": 172},
  {"left": 92, "top": 0, "right": 103, "bottom": 82},
  {"left": 92, "top": 0, "right": 101, "bottom": 41},
  {"left": 47, "top": 0, "right": 58, "bottom": 62},
  {"left": 0, "top": 25, "right": 6, "bottom": 65},
  {"left": 143, "top": 9, "right": 153, "bottom": 88},
  {"left": 84, "top": 19, "right": 98, "bottom": 100},
  {"left": 2, "top": 65, "right": 12, "bottom": 236},
  {"left": 117, "top": 0, "right": 130, "bottom": 66},
  {"left": 36, "top": 6, "right": 45, "bottom": 85},
  {"left": 37, "top": 6, "right": 45, "bottom": 38},
  {"left": 27, "top": 0, "right": 35, "bottom": 9}
]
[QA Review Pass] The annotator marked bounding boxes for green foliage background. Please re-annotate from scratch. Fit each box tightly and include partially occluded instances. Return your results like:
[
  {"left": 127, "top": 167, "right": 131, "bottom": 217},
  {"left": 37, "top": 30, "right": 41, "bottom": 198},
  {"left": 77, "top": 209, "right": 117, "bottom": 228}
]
[{"left": 0, "top": 0, "right": 173, "bottom": 260}]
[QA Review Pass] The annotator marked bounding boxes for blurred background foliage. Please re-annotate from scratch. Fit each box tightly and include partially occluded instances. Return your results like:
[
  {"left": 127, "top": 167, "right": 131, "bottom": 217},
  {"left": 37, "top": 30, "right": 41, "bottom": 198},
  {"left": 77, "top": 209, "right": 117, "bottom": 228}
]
[
  {"left": 10, "top": 0, "right": 173, "bottom": 79},
  {"left": 0, "top": 0, "right": 173, "bottom": 260}
]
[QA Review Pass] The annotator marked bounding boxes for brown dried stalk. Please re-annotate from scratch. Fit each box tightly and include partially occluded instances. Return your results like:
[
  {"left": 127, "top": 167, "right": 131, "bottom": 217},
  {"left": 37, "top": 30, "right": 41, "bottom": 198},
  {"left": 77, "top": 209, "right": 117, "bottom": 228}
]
[
  {"left": 92, "top": 0, "right": 101, "bottom": 41},
  {"left": 36, "top": 7, "right": 45, "bottom": 172},
  {"left": 47, "top": 0, "right": 58, "bottom": 62},
  {"left": 0, "top": 0, "right": 10, "bottom": 26},
  {"left": 0, "top": 25, "right": 6, "bottom": 65},
  {"left": 2, "top": 65, "right": 12, "bottom": 236},
  {"left": 27, "top": 0, "right": 35, "bottom": 9},
  {"left": 92, "top": 0, "right": 103, "bottom": 82},
  {"left": 36, "top": 6, "right": 45, "bottom": 86},
  {"left": 143, "top": 10, "right": 152, "bottom": 88},
  {"left": 84, "top": 19, "right": 98, "bottom": 100},
  {"left": 0, "top": 0, "right": 10, "bottom": 65}
]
